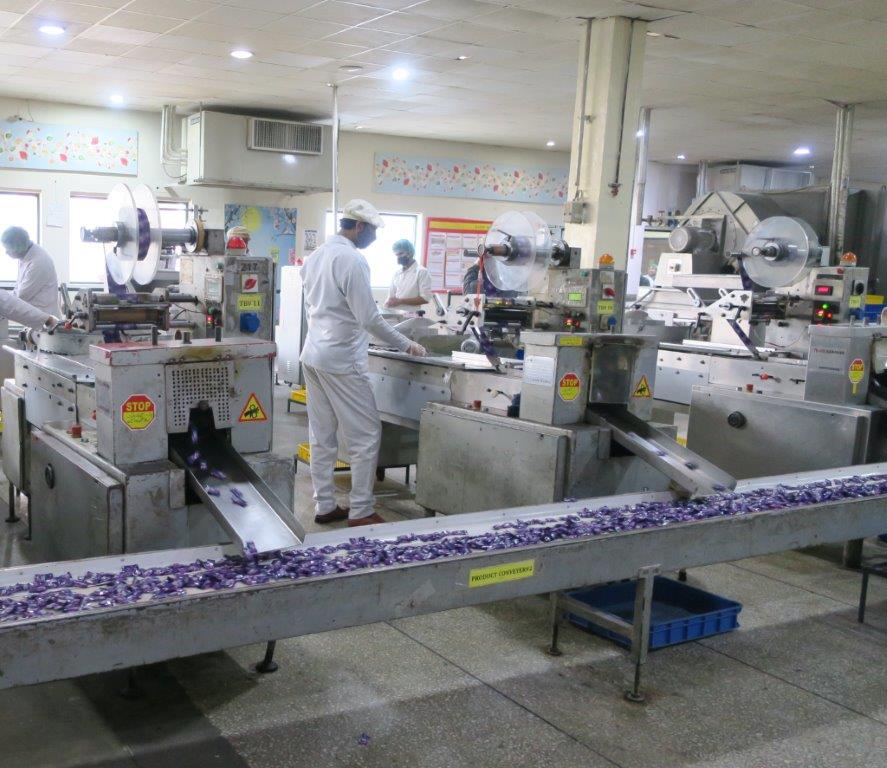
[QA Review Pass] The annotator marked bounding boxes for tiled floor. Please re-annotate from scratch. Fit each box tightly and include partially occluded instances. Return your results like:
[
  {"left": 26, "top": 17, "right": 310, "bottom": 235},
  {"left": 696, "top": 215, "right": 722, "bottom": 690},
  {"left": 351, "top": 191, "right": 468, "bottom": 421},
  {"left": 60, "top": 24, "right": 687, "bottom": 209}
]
[{"left": 0, "top": 385, "right": 884, "bottom": 767}]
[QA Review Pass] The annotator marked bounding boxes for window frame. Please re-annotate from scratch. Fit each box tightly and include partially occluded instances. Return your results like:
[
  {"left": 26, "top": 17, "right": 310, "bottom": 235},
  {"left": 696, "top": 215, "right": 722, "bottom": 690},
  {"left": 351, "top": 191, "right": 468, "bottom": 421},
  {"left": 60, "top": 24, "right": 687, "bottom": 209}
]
[{"left": 0, "top": 188, "right": 41, "bottom": 284}]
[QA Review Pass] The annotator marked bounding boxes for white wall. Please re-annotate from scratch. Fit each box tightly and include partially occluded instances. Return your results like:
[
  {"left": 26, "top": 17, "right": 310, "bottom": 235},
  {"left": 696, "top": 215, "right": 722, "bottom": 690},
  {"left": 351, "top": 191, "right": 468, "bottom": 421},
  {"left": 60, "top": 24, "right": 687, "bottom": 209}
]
[
  {"left": 642, "top": 162, "right": 698, "bottom": 218},
  {"left": 0, "top": 97, "right": 568, "bottom": 283}
]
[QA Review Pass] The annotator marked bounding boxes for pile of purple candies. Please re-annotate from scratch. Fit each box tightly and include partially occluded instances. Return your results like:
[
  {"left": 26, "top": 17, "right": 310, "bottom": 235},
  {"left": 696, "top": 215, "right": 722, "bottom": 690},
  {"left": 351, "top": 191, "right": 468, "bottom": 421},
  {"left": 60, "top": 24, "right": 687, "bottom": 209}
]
[{"left": 1, "top": 473, "right": 885, "bottom": 625}]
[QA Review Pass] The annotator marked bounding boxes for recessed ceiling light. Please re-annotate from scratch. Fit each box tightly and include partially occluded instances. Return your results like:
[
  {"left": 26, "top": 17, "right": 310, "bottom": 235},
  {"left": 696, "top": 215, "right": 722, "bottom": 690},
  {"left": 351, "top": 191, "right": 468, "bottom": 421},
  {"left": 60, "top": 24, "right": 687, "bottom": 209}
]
[
  {"left": 339, "top": 64, "right": 363, "bottom": 73},
  {"left": 109, "top": 94, "right": 125, "bottom": 106},
  {"left": 676, "top": 153, "right": 686, "bottom": 160},
  {"left": 355, "top": 125, "right": 364, "bottom": 130},
  {"left": 456, "top": 54, "right": 469, "bottom": 60},
  {"left": 546, "top": 140, "right": 555, "bottom": 147},
  {"left": 646, "top": 31, "right": 661, "bottom": 37},
  {"left": 39, "top": 24, "right": 65, "bottom": 36},
  {"left": 793, "top": 146, "right": 811, "bottom": 156},
  {"left": 283, "top": 154, "right": 296, "bottom": 164},
  {"left": 392, "top": 67, "right": 410, "bottom": 81},
  {"left": 230, "top": 49, "right": 253, "bottom": 60}
]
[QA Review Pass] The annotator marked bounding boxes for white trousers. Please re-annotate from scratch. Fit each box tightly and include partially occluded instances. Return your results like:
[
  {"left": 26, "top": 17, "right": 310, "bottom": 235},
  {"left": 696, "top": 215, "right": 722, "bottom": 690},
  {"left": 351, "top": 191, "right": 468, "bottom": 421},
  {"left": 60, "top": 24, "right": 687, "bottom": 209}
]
[{"left": 302, "top": 363, "right": 381, "bottom": 520}]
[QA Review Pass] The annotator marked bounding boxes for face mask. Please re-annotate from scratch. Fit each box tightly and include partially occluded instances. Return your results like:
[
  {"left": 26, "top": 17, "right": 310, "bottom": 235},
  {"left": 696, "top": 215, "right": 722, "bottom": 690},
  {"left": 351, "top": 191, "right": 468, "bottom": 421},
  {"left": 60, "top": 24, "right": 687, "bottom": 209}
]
[
  {"left": 396, "top": 254, "right": 412, "bottom": 267},
  {"left": 355, "top": 225, "right": 376, "bottom": 249}
]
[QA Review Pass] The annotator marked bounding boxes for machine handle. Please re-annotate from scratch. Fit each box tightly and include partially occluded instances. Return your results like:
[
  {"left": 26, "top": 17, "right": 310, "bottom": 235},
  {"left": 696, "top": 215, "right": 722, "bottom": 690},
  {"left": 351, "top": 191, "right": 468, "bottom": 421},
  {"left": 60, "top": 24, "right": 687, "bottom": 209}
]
[{"left": 727, "top": 411, "right": 746, "bottom": 429}]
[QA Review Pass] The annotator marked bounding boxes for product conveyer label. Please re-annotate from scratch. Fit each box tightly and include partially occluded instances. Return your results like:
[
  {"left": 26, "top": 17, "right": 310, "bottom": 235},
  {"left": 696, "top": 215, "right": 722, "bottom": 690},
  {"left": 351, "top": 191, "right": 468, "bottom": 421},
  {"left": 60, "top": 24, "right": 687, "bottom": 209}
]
[{"left": 468, "top": 559, "right": 535, "bottom": 588}]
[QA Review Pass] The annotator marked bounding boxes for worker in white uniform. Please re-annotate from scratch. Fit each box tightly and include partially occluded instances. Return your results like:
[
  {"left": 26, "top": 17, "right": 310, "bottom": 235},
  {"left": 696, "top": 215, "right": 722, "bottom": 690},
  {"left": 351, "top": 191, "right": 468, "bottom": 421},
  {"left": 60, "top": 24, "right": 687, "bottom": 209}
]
[
  {"left": 2, "top": 227, "right": 61, "bottom": 320},
  {"left": 384, "top": 239, "right": 431, "bottom": 309},
  {"left": 300, "top": 200, "right": 427, "bottom": 527}
]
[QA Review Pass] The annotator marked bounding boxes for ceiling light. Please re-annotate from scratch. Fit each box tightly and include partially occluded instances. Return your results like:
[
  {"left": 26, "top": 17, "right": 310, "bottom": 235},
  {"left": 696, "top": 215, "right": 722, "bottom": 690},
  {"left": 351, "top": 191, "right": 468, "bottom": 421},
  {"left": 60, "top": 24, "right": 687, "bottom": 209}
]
[
  {"left": 676, "top": 154, "right": 686, "bottom": 160},
  {"left": 793, "top": 146, "right": 811, "bottom": 156},
  {"left": 456, "top": 54, "right": 469, "bottom": 60},
  {"left": 546, "top": 140, "right": 555, "bottom": 147},
  {"left": 355, "top": 125, "right": 364, "bottom": 130},
  {"left": 283, "top": 154, "right": 296, "bottom": 164},
  {"left": 109, "top": 93, "right": 125, "bottom": 105},
  {"left": 339, "top": 64, "right": 363, "bottom": 73},
  {"left": 230, "top": 49, "right": 253, "bottom": 60},
  {"left": 392, "top": 67, "right": 410, "bottom": 81},
  {"left": 39, "top": 24, "right": 65, "bottom": 36},
  {"left": 646, "top": 31, "right": 661, "bottom": 37}
]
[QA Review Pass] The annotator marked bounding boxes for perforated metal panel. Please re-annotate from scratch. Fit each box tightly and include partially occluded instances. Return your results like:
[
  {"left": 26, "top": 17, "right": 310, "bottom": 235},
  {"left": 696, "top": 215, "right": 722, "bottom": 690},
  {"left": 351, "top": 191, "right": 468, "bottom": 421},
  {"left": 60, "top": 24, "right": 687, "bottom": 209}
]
[{"left": 166, "top": 361, "right": 235, "bottom": 431}]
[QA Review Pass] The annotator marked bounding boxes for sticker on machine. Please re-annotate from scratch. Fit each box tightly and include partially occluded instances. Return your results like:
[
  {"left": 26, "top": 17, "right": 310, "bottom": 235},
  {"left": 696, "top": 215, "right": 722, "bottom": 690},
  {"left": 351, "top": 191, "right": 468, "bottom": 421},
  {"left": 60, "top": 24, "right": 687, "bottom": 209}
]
[
  {"left": 468, "top": 559, "right": 535, "bottom": 588},
  {"left": 558, "top": 372, "right": 581, "bottom": 402},
  {"left": 241, "top": 273, "right": 259, "bottom": 292},
  {"left": 237, "top": 294, "right": 263, "bottom": 312},
  {"left": 632, "top": 375, "right": 652, "bottom": 398},
  {"left": 524, "top": 355, "right": 555, "bottom": 387},
  {"left": 239, "top": 393, "right": 268, "bottom": 422},
  {"left": 121, "top": 394, "right": 155, "bottom": 431},
  {"left": 848, "top": 357, "right": 865, "bottom": 394}
]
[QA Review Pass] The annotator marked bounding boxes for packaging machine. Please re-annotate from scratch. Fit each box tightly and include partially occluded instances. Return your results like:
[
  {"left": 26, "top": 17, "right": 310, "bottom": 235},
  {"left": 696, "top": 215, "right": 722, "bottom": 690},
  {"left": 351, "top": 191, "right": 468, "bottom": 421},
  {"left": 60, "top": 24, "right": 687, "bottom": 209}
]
[{"left": 1, "top": 194, "right": 299, "bottom": 563}]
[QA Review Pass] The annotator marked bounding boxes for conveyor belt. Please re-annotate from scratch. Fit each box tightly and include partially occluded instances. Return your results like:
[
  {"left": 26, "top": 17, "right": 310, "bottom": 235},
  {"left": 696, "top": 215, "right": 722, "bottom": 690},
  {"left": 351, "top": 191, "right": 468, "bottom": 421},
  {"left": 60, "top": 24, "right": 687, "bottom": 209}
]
[
  {"left": 0, "top": 464, "right": 884, "bottom": 690},
  {"left": 170, "top": 435, "right": 303, "bottom": 554}
]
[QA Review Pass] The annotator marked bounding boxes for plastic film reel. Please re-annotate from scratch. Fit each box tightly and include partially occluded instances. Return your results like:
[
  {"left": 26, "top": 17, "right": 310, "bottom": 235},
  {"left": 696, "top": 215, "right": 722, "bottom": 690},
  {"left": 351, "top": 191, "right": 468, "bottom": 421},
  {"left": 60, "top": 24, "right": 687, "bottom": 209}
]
[
  {"left": 483, "top": 211, "right": 552, "bottom": 294},
  {"left": 742, "top": 216, "right": 822, "bottom": 289},
  {"left": 104, "top": 182, "right": 138, "bottom": 284},
  {"left": 131, "top": 183, "right": 161, "bottom": 286}
]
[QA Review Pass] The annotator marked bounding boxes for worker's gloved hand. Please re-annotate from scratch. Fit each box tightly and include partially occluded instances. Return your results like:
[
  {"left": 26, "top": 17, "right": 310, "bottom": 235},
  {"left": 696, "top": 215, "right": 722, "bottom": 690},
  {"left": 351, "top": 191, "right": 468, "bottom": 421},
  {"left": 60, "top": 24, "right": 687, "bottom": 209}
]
[
  {"left": 43, "top": 315, "right": 60, "bottom": 333},
  {"left": 406, "top": 342, "right": 427, "bottom": 357},
  {"left": 384, "top": 298, "right": 398, "bottom": 309}
]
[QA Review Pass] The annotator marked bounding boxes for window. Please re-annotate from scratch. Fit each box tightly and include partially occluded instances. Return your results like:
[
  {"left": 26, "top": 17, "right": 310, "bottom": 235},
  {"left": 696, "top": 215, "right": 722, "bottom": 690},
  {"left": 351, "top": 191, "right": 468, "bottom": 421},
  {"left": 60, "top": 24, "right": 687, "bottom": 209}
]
[
  {"left": 69, "top": 194, "right": 189, "bottom": 284},
  {"left": 323, "top": 210, "right": 421, "bottom": 288},
  {"left": 0, "top": 191, "right": 39, "bottom": 282}
]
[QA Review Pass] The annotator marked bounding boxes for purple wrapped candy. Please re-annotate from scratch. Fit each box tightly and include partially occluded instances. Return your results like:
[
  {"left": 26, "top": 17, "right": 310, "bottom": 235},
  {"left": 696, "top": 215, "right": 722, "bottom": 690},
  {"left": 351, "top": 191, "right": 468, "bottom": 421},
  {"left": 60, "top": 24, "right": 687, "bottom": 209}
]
[
  {"left": 358, "top": 733, "right": 371, "bottom": 746},
  {"left": 210, "top": 469, "right": 226, "bottom": 480},
  {"left": 231, "top": 494, "right": 247, "bottom": 508},
  {"left": 186, "top": 451, "right": 200, "bottom": 466},
  {"left": 206, "top": 486, "right": 220, "bottom": 497},
  {"left": 231, "top": 487, "right": 244, "bottom": 500},
  {"left": 198, "top": 460, "right": 209, "bottom": 472}
]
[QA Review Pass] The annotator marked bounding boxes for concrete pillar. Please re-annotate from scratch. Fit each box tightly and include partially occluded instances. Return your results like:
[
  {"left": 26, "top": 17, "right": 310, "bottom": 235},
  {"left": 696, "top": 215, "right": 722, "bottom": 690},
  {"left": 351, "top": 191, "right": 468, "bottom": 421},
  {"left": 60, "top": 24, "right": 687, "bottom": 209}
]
[
  {"left": 564, "top": 16, "right": 647, "bottom": 269},
  {"left": 827, "top": 102, "right": 854, "bottom": 261},
  {"left": 632, "top": 106, "right": 651, "bottom": 226}
]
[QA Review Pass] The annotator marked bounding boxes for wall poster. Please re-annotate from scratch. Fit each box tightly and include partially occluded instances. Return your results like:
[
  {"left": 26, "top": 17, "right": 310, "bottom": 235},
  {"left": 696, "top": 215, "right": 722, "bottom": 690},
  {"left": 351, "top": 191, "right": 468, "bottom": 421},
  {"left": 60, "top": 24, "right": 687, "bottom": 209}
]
[
  {"left": 375, "top": 152, "right": 567, "bottom": 204},
  {"left": 0, "top": 120, "right": 137, "bottom": 175},
  {"left": 424, "top": 217, "right": 491, "bottom": 292}
]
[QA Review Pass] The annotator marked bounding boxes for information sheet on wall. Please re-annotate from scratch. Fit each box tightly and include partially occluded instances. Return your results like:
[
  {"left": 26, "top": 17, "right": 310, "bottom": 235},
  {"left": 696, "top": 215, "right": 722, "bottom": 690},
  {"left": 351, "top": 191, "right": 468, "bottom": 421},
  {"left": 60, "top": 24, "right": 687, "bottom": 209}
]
[{"left": 424, "top": 218, "right": 491, "bottom": 292}]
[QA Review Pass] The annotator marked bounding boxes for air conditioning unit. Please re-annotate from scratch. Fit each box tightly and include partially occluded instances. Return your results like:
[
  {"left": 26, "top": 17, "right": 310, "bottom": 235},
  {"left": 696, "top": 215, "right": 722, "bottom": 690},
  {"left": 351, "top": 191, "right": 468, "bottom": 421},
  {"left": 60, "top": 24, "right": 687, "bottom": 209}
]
[{"left": 184, "top": 110, "right": 332, "bottom": 192}]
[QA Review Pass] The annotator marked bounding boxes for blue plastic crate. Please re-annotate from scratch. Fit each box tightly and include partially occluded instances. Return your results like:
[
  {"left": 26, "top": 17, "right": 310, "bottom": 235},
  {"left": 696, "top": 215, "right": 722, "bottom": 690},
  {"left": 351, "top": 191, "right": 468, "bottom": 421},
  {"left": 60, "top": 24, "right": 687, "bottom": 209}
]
[{"left": 566, "top": 576, "right": 742, "bottom": 650}]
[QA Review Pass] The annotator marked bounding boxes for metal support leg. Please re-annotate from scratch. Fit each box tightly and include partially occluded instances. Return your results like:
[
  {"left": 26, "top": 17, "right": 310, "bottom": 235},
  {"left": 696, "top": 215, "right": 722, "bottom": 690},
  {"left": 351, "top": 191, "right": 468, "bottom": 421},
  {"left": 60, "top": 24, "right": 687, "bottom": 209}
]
[
  {"left": 23, "top": 492, "right": 31, "bottom": 541},
  {"left": 5, "top": 484, "right": 18, "bottom": 524},
  {"left": 678, "top": 568, "right": 687, "bottom": 582},
  {"left": 843, "top": 539, "right": 863, "bottom": 569},
  {"left": 119, "top": 668, "right": 143, "bottom": 699},
  {"left": 858, "top": 570, "right": 870, "bottom": 624},
  {"left": 547, "top": 592, "right": 563, "bottom": 656},
  {"left": 625, "top": 565, "right": 659, "bottom": 703},
  {"left": 405, "top": 465, "right": 411, "bottom": 486},
  {"left": 253, "top": 640, "right": 279, "bottom": 673}
]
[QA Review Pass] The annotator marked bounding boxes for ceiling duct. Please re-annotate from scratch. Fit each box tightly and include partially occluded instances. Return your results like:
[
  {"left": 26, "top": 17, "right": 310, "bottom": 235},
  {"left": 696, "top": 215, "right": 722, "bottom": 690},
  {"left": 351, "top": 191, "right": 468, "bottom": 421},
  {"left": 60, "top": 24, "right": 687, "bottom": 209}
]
[{"left": 248, "top": 117, "right": 323, "bottom": 155}]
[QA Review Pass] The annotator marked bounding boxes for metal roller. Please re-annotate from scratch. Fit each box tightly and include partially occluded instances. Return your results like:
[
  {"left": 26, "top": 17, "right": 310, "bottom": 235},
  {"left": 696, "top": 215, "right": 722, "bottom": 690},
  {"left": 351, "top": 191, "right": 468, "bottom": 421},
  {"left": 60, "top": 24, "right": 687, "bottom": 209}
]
[{"left": 741, "top": 216, "right": 823, "bottom": 289}]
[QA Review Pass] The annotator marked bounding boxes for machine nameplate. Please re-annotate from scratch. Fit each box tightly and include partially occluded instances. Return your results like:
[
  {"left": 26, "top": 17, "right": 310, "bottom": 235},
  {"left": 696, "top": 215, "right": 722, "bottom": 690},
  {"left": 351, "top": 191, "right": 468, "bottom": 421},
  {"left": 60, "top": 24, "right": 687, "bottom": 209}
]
[
  {"left": 848, "top": 295, "right": 862, "bottom": 309},
  {"left": 558, "top": 336, "right": 584, "bottom": 347},
  {"left": 468, "top": 559, "right": 535, "bottom": 588},
  {"left": 558, "top": 372, "right": 581, "bottom": 402},
  {"left": 524, "top": 355, "right": 555, "bottom": 387},
  {"left": 237, "top": 294, "right": 264, "bottom": 311},
  {"left": 120, "top": 394, "right": 155, "bottom": 431},
  {"left": 239, "top": 393, "right": 268, "bottom": 422}
]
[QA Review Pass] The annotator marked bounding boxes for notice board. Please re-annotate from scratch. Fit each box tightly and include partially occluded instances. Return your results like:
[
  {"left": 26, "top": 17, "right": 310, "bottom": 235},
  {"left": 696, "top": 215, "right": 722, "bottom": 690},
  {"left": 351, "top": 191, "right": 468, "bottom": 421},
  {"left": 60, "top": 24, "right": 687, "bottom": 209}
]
[{"left": 424, "top": 217, "right": 491, "bottom": 292}]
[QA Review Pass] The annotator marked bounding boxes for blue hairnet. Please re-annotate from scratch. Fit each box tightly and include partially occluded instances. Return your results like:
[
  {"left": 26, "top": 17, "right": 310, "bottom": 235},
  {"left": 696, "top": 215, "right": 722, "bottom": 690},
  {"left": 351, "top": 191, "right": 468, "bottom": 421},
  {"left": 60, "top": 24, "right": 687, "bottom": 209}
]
[
  {"left": 392, "top": 239, "right": 415, "bottom": 258},
  {"left": 1, "top": 226, "right": 31, "bottom": 255}
]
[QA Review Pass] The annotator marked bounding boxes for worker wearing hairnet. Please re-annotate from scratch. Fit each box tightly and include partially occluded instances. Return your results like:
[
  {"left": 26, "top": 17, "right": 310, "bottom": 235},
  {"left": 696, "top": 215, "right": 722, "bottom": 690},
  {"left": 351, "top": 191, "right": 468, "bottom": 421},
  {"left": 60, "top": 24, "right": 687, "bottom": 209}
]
[
  {"left": 384, "top": 239, "right": 431, "bottom": 309},
  {"left": 301, "top": 199, "right": 427, "bottom": 528},
  {"left": 1, "top": 226, "right": 61, "bottom": 320}
]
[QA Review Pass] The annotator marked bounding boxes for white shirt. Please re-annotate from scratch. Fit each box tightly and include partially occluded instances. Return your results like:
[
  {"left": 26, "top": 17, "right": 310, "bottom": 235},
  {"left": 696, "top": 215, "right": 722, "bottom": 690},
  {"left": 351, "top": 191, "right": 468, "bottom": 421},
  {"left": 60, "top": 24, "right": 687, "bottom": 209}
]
[
  {"left": 389, "top": 261, "right": 432, "bottom": 302},
  {"left": 14, "top": 243, "right": 60, "bottom": 319},
  {"left": 300, "top": 234, "right": 412, "bottom": 374},
  {"left": 0, "top": 290, "right": 52, "bottom": 328}
]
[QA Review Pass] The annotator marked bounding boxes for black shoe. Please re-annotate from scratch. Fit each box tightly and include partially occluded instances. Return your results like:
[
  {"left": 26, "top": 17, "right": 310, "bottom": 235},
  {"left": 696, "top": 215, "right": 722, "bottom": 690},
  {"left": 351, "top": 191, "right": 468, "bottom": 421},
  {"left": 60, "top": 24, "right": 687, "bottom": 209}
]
[{"left": 314, "top": 506, "right": 349, "bottom": 524}]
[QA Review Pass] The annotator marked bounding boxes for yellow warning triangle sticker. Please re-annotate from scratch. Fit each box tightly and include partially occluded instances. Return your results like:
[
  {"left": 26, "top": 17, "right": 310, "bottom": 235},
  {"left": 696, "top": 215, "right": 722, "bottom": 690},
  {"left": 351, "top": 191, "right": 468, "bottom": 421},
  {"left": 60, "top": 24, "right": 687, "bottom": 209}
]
[
  {"left": 238, "top": 393, "right": 268, "bottom": 422},
  {"left": 632, "top": 375, "right": 652, "bottom": 398}
]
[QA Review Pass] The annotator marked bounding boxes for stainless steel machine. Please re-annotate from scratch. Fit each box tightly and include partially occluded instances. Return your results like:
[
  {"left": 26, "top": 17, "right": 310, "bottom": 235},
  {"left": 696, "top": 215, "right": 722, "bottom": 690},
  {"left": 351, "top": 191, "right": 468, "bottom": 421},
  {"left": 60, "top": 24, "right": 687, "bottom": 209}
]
[
  {"left": 80, "top": 182, "right": 275, "bottom": 341},
  {"left": 632, "top": 198, "right": 871, "bottom": 404},
  {"left": 2, "top": 219, "right": 299, "bottom": 563}
]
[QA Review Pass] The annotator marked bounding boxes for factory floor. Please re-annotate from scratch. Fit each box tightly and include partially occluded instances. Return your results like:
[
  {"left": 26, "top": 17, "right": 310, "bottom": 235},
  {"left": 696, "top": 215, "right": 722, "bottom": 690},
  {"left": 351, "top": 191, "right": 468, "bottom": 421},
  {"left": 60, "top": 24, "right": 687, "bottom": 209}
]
[{"left": 0, "top": 384, "right": 885, "bottom": 768}]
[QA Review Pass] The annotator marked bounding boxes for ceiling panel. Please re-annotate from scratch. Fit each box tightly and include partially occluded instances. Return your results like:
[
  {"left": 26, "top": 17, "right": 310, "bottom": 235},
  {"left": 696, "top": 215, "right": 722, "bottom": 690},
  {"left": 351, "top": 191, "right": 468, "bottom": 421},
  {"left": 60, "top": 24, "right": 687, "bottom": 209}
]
[{"left": 0, "top": 0, "right": 885, "bottom": 176}]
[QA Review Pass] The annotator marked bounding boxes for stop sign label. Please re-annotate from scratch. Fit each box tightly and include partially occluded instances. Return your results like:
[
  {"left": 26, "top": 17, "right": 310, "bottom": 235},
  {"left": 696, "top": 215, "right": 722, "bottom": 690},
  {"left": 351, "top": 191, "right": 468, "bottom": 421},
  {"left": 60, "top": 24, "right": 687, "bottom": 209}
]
[{"left": 121, "top": 394, "right": 156, "bottom": 430}]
